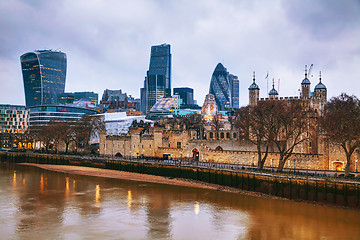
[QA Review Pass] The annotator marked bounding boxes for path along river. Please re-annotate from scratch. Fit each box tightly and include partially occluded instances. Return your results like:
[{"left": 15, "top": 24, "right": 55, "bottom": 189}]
[{"left": 1, "top": 163, "right": 360, "bottom": 239}]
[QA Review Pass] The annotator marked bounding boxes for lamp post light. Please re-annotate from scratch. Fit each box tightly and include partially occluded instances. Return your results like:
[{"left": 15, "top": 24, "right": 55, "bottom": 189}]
[
  {"left": 271, "top": 159, "right": 273, "bottom": 172},
  {"left": 356, "top": 159, "right": 358, "bottom": 173},
  {"left": 293, "top": 158, "right": 296, "bottom": 173},
  {"left": 130, "top": 150, "right": 132, "bottom": 160}
]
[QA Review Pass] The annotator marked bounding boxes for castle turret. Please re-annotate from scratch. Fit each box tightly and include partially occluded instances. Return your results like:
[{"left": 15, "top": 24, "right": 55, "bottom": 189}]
[
  {"left": 313, "top": 71, "right": 327, "bottom": 114},
  {"left": 301, "top": 65, "right": 311, "bottom": 99},
  {"left": 249, "top": 71, "right": 260, "bottom": 106},
  {"left": 268, "top": 79, "right": 278, "bottom": 100}
]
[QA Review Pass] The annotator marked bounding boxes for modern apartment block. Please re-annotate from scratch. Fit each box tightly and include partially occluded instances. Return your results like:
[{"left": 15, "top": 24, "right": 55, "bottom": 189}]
[
  {"left": 0, "top": 105, "right": 29, "bottom": 133},
  {"left": 20, "top": 50, "right": 67, "bottom": 107}
]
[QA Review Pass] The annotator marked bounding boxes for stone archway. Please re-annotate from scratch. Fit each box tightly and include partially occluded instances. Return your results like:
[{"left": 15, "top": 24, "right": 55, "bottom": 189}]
[
  {"left": 333, "top": 161, "right": 344, "bottom": 171},
  {"left": 192, "top": 148, "right": 199, "bottom": 161},
  {"left": 115, "top": 152, "right": 123, "bottom": 157},
  {"left": 215, "top": 146, "right": 223, "bottom": 151}
]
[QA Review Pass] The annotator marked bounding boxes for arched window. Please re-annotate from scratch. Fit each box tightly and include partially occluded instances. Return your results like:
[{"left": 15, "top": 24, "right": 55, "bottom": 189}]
[
  {"left": 233, "top": 133, "right": 237, "bottom": 139},
  {"left": 215, "top": 146, "right": 223, "bottom": 151},
  {"left": 210, "top": 132, "right": 213, "bottom": 138},
  {"left": 226, "top": 132, "right": 230, "bottom": 139},
  {"left": 220, "top": 132, "right": 224, "bottom": 138}
]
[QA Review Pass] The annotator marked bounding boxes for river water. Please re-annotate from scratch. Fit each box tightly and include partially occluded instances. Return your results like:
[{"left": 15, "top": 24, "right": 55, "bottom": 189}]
[{"left": 1, "top": 163, "right": 360, "bottom": 240}]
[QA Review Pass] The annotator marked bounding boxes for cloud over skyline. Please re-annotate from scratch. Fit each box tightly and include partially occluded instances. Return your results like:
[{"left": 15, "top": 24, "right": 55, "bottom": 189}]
[{"left": 1, "top": 0, "right": 360, "bottom": 106}]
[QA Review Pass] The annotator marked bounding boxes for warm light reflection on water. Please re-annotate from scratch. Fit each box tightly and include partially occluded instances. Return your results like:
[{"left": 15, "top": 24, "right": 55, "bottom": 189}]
[
  {"left": 12, "top": 171, "right": 16, "bottom": 188},
  {"left": 65, "top": 177, "right": 70, "bottom": 198},
  {"left": 194, "top": 201, "right": 200, "bottom": 215},
  {"left": 95, "top": 184, "right": 100, "bottom": 204},
  {"left": 1, "top": 163, "right": 360, "bottom": 240},
  {"left": 127, "top": 190, "right": 132, "bottom": 208}
]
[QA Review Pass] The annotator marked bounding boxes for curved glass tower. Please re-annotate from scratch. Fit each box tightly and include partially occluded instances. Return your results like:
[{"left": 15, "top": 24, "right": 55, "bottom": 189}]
[
  {"left": 209, "top": 63, "right": 231, "bottom": 111},
  {"left": 21, "top": 50, "right": 67, "bottom": 107}
]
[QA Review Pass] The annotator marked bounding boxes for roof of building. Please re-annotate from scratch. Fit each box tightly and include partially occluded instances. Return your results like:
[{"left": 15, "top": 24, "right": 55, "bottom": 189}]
[
  {"left": 314, "top": 72, "right": 326, "bottom": 90},
  {"left": 249, "top": 72, "right": 260, "bottom": 90}
]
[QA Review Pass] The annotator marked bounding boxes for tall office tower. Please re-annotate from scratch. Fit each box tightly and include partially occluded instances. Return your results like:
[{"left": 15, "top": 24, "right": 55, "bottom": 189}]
[
  {"left": 20, "top": 50, "right": 67, "bottom": 107},
  {"left": 229, "top": 74, "right": 239, "bottom": 108},
  {"left": 141, "top": 44, "right": 171, "bottom": 114},
  {"left": 173, "top": 87, "right": 194, "bottom": 106},
  {"left": 209, "top": 63, "right": 231, "bottom": 111}
]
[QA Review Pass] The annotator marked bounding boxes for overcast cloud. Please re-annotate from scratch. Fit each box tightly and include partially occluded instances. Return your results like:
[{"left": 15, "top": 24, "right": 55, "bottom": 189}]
[{"left": 1, "top": 0, "right": 360, "bottom": 106}]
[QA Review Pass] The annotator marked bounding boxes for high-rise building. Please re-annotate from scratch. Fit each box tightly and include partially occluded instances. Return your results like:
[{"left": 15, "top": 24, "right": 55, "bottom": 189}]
[
  {"left": 141, "top": 44, "right": 171, "bottom": 114},
  {"left": 57, "top": 91, "right": 98, "bottom": 105},
  {"left": 0, "top": 104, "right": 29, "bottom": 134},
  {"left": 173, "top": 87, "right": 194, "bottom": 106},
  {"left": 229, "top": 74, "right": 239, "bottom": 109},
  {"left": 20, "top": 50, "right": 67, "bottom": 107},
  {"left": 209, "top": 63, "right": 231, "bottom": 111}
]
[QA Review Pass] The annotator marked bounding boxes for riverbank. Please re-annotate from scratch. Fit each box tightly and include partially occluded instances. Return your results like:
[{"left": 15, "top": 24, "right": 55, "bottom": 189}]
[{"left": 20, "top": 163, "right": 281, "bottom": 200}]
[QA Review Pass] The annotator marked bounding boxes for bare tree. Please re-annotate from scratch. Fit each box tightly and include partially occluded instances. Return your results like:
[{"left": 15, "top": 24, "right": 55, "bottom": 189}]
[
  {"left": 320, "top": 93, "right": 360, "bottom": 176},
  {"left": 236, "top": 101, "right": 277, "bottom": 169},
  {"left": 271, "top": 101, "right": 312, "bottom": 171}
]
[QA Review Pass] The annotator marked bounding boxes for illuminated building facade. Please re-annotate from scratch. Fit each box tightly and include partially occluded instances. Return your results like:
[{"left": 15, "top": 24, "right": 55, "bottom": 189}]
[
  {"left": 229, "top": 74, "right": 239, "bottom": 108},
  {"left": 141, "top": 44, "right": 171, "bottom": 114},
  {"left": 29, "top": 105, "right": 97, "bottom": 126},
  {"left": 21, "top": 50, "right": 67, "bottom": 107},
  {"left": 0, "top": 105, "right": 29, "bottom": 133},
  {"left": 58, "top": 92, "right": 98, "bottom": 105}
]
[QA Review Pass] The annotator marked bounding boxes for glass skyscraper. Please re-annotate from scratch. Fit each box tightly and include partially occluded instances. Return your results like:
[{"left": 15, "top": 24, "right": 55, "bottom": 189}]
[
  {"left": 21, "top": 50, "right": 67, "bottom": 107},
  {"left": 209, "top": 63, "right": 239, "bottom": 110},
  {"left": 229, "top": 74, "right": 239, "bottom": 109},
  {"left": 141, "top": 44, "right": 171, "bottom": 114},
  {"left": 209, "top": 63, "right": 231, "bottom": 111}
]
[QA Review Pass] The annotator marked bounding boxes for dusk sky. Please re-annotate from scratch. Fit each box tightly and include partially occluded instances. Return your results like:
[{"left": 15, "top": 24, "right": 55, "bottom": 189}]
[{"left": 1, "top": 0, "right": 360, "bottom": 106}]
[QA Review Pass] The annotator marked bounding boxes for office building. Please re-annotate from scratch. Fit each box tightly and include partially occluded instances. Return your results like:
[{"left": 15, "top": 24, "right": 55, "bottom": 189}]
[
  {"left": 174, "top": 87, "right": 194, "bottom": 106},
  {"left": 58, "top": 91, "right": 98, "bottom": 105},
  {"left": 21, "top": 50, "right": 67, "bottom": 107},
  {"left": 29, "top": 105, "right": 97, "bottom": 126},
  {"left": 0, "top": 104, "right": 29, "bottom": 134},
  {"left": 229, "top": 74, "right": 239, "bottom": 108},
  {"left": 209, "top": 63, "right": 231, "bottom": 111},
  {"left": 141, "top": 44, "right": 171, "bottom": 114}
]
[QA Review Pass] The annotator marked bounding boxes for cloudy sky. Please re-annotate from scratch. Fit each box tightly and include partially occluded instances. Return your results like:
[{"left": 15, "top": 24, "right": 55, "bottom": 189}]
[{"left": 1, "top": 0, "right": 360, "bottom": 106}]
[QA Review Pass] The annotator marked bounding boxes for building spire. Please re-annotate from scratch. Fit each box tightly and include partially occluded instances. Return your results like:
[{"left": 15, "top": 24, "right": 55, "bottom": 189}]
[
  {"left": 319, "top": 71, "right": 322, "bottom": 82},
  {"left": 305, "top": 65, "right": 308, "bottom": 78},
  {"left": 253, "top": 71, "right": 256, "bottom": 83}
]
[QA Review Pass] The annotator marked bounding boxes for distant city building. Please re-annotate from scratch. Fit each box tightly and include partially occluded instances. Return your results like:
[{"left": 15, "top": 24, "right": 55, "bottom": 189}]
[
  {"left": 57, "top": 91, "right": 98, "bottom": 105},
  {"left": 147, "top": 95, "right": 180, "bottom": 119},
  {"left": 20, "top": 50, "right": 67, "bottom": 107},
  {"left": 29, "top": 105, "right": 97, "bottom": 126},
  {"left": 201, "top": 93, "right": 218, "bottom": 122},
  {"left": 174, "top": 87, "right": 194, "bottom": 106},
  {"left": 209, "top": 63, "right": 234, "bottom": 111},
  {"left": 229, "top": 74, "right": 239, "bottom": 108},
  {"left": 100, "top": 89, "right": 135, "bottom": 112},
  {"left": 0, "top": 105, "right": 29, "bottom": 133},
  {"left": 141, "top": 44, "right": 171, "bottom": 114}
]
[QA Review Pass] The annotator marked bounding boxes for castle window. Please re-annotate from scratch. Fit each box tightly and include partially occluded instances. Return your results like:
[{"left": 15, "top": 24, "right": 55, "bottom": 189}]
[
  {"left": 226, "top": 132, "right": 230, "bottom": 139},
  {"left": 220, "top": 133, "right": 224, "bottom": 139},
  {"left": 210, "top": 132, "right": 213, "bottom": 138},
  {"left": 309, "top": 142, "right": 312, "bottom": 147},
  {"left": 233, "top": 133, "right": 237, "bottom": 139},
  {"left": 177, "top": 142, "right": 181, "bottom": 148}
]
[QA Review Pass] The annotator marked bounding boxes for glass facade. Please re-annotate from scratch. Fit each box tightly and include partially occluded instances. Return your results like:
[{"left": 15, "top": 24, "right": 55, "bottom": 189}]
[
  {"left": 0, "top": 105, "right": 29, "bottom": 133},
  {"left": 21, "top": 50, "right": 67, "bottom": 107},
  {"left": 29, "top": 105, "right": 97, "bottom": 126},
  {"left": 141, "top": 44, "right": 171, "bottom": 114},
  {"left": 58, "top": 92, "right": 98, "bottom": 105},
  {"left": 209, "top": 63, "right": 231, "bottom": 111},
  {"left": 173, "top": 87, "right": 194, "bottom": 106},
  {"left": 229, "top": 74, "right": 239, "bottom": 109}
]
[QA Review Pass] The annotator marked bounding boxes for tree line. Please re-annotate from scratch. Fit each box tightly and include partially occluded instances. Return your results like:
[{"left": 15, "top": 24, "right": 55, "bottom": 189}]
[
  {"left": 25, "top": 115, "right": 104, "bottom": 153},
  {"left": 235, "top": 93, "right": 360, "bottom": 176}
]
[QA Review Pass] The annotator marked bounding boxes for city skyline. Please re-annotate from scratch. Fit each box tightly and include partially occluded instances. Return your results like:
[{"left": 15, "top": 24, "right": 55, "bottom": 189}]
[{"left": 1, "top": 0, "right": 360, "bottom": 107}]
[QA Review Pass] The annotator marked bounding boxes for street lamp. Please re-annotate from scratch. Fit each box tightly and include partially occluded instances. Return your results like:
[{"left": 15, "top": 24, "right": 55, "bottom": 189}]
[
  {"left": 271, "top": 159, "right": 273, "bottom": 171},
  {"left": 356, "top": 159, "right": 358, "bottom": 173},
  {"left": 130, "top": 150, "right": 132, "bottom": 160},
  {"left": 293, "top": 158, "right": 296, "bottom": 173}
]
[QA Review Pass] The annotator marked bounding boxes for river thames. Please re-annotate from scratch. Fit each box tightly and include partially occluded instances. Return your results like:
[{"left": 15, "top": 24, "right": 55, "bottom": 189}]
[{"left": 1, "top": 163, "right": 360, "bottom": 239}]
